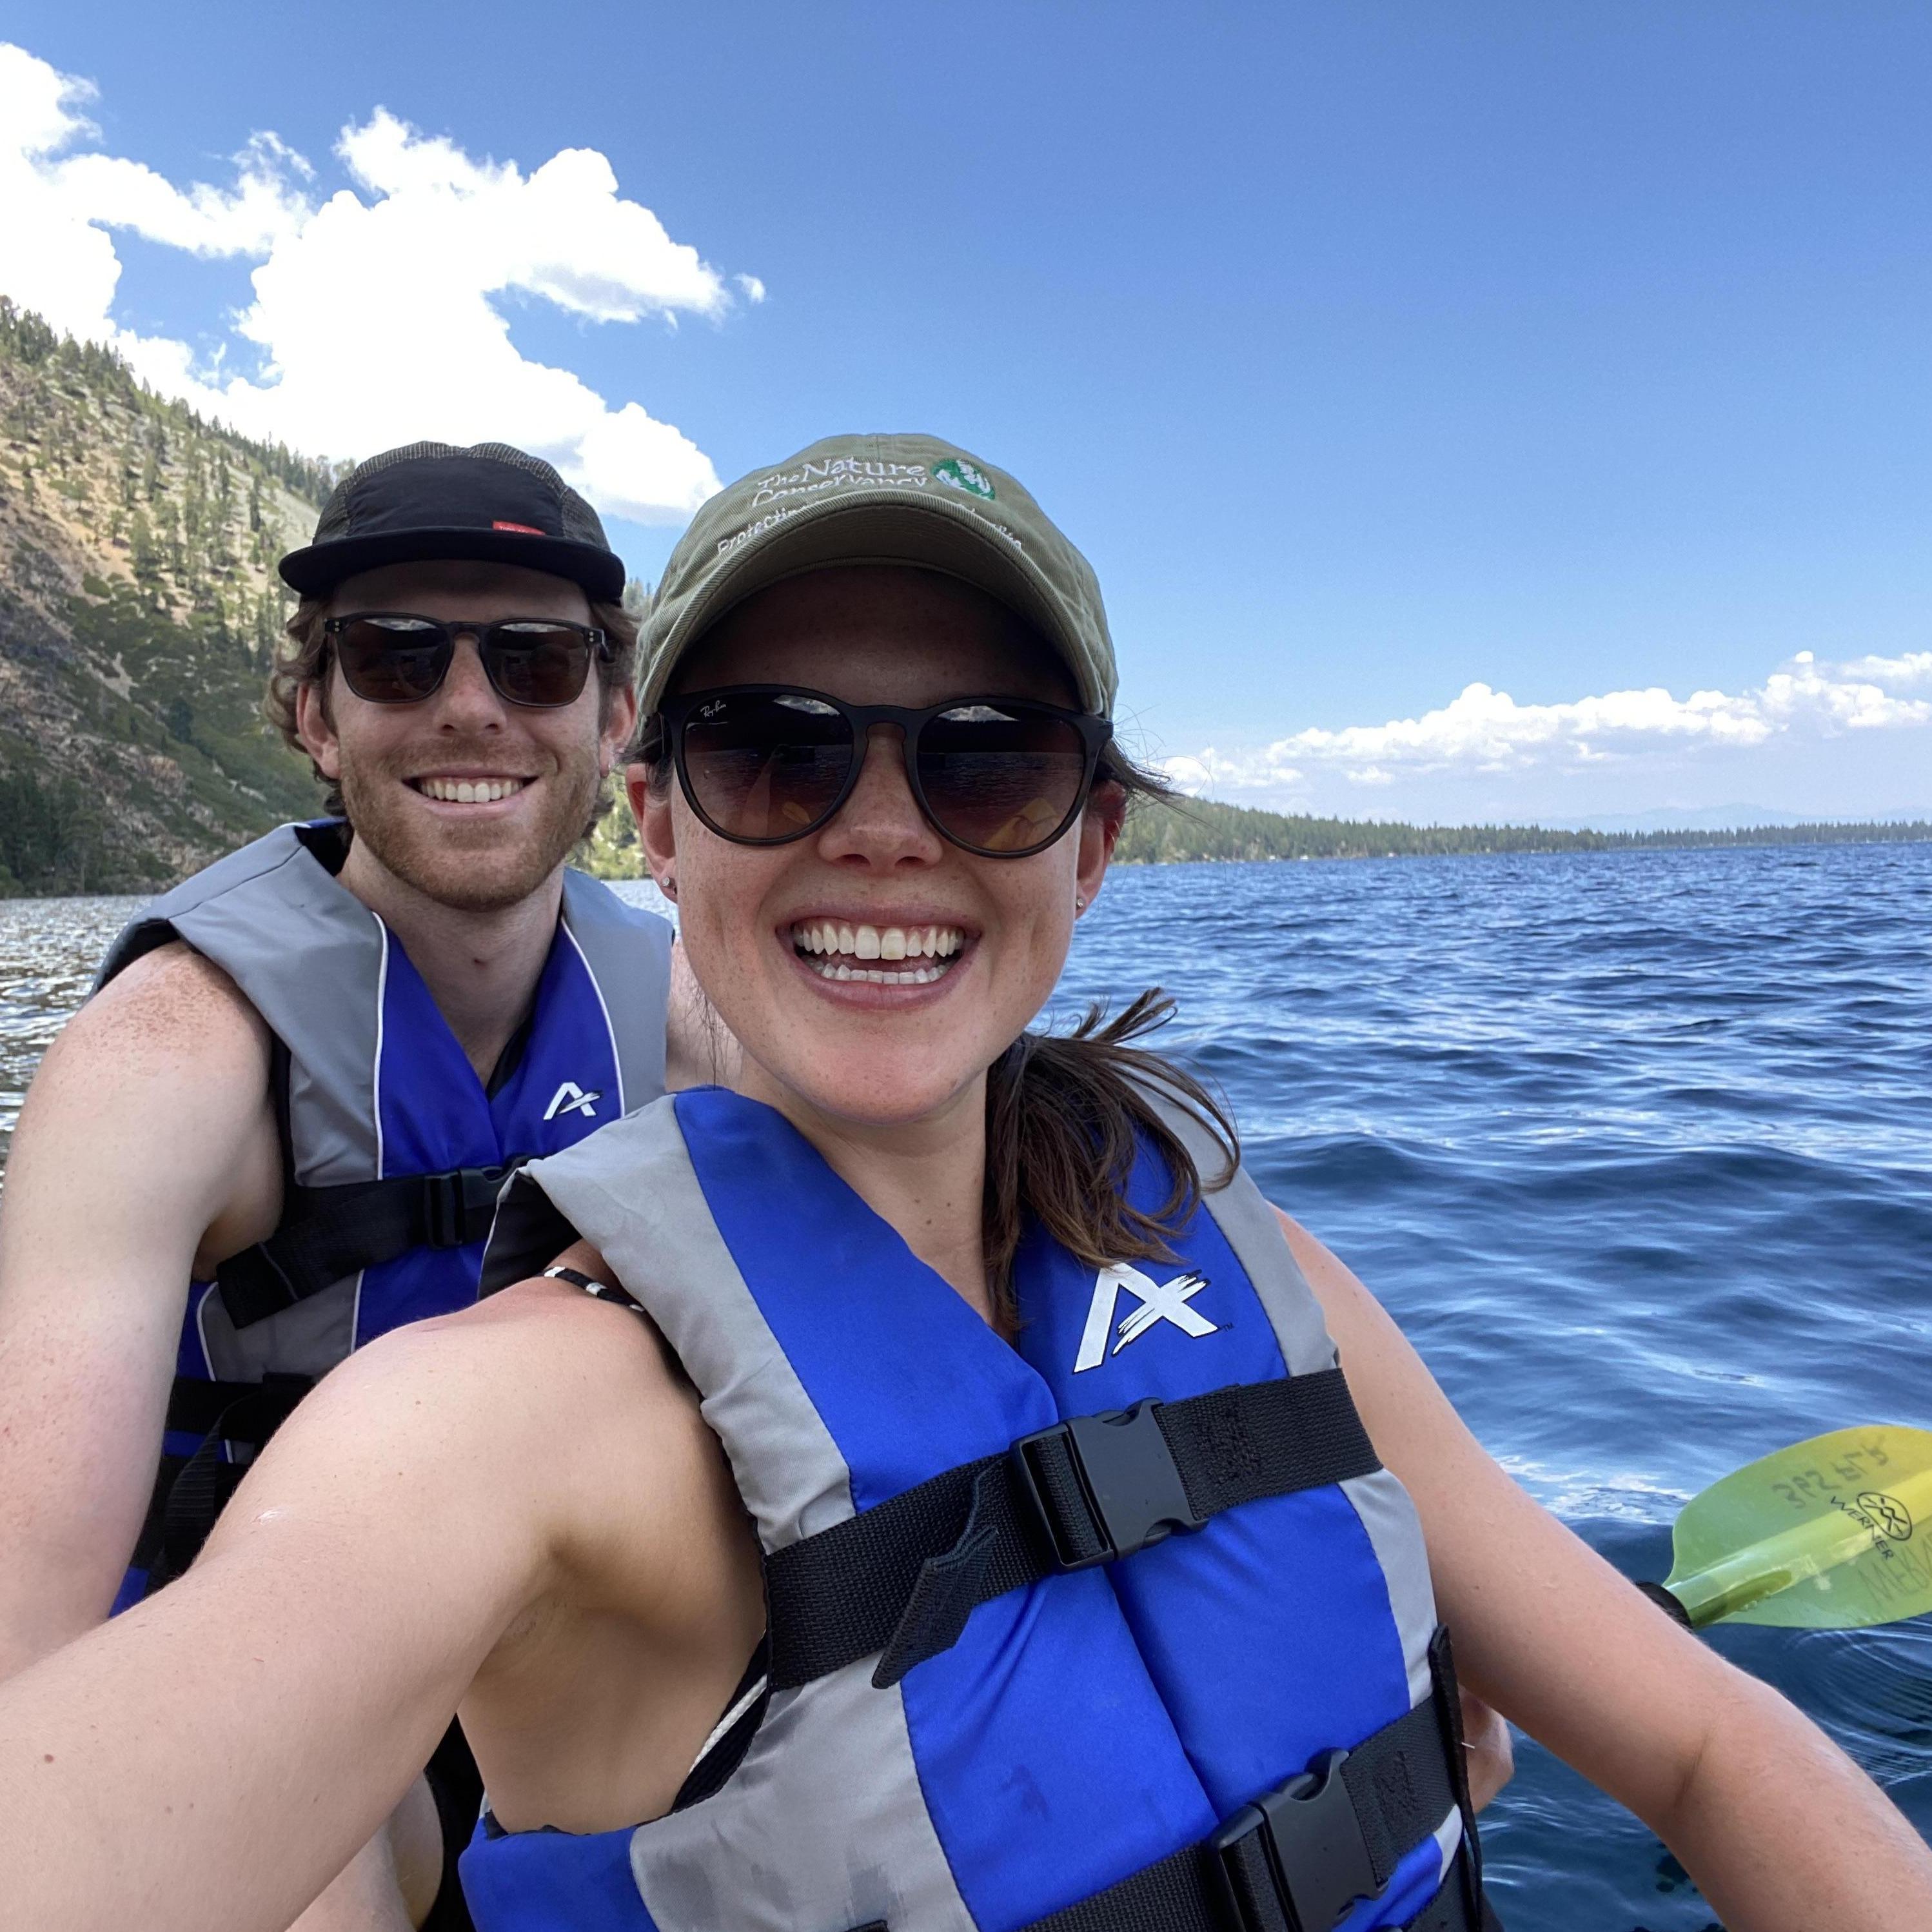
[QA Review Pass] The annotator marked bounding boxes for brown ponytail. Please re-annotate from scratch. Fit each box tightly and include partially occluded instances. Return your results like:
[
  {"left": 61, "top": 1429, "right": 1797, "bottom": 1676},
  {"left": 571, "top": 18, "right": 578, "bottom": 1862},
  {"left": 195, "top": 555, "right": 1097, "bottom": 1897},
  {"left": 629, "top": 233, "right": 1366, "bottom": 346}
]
[{"left": 981, "top": 989, "right": 1237, "bottom": 1332}]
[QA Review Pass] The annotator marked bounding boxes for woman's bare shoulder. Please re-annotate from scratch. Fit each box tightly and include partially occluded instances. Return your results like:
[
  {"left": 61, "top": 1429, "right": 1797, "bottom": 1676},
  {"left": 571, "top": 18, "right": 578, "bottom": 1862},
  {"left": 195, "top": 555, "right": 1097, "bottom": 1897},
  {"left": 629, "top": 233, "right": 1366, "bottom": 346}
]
[
  {"left": 326, "top": 1274, "right": 685, "bottom": 1450},
  {"left": 217, "top": 1276, "right": 690, "bottom": 1562}
]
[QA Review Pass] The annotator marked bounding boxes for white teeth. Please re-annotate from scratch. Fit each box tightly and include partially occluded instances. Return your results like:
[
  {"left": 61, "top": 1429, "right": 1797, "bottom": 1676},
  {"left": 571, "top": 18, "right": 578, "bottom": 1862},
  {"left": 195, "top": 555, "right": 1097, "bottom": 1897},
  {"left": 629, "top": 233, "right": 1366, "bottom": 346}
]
[
  {"left": 809, "top": 959, "right": 949, "bottom": 986},
  {"left": 791, "top": 920, "right": 967, "bottom": 980},
  {"left": 419, "top": 776, "right": 526, "bottom": 804}
]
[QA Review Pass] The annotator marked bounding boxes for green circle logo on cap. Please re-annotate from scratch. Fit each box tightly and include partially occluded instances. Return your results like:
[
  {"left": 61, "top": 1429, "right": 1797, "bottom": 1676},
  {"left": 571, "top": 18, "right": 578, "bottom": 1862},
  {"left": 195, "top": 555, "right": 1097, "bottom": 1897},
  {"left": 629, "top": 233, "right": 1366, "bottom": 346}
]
[{"left": 932, "top": 457, "right": 996, "bottom": 500}]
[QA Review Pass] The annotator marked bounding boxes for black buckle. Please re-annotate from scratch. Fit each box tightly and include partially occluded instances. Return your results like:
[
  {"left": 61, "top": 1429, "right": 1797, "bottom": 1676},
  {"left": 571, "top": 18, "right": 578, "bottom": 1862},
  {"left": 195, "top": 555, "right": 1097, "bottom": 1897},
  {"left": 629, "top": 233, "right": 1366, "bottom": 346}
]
[
  {"left": 423, "top": 1166, "right": 505, "bottom": 1248},
  {"left": 1010, "top": 1399, "right": 1202, "bottom": 1570},
  {"left": 1211, "top": 1751, "right": 1378, "bottom": 1932}
]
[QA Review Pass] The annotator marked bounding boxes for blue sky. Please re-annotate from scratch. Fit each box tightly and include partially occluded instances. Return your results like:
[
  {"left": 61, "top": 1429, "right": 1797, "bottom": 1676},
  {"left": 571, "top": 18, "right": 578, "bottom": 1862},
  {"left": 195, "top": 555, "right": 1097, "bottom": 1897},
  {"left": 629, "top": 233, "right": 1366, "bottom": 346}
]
[{"left": 4, "top": 3, "right": 1929, "bottom": 823}]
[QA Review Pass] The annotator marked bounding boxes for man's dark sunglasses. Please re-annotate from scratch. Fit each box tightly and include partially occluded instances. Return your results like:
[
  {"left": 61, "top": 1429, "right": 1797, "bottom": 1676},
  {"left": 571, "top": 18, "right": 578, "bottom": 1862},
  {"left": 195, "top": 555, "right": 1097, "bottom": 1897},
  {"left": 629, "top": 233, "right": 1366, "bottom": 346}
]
[
  {"left": 657, "top": 685, "right": 1115, "bottom": 859},
  {"left": 324, "top": 613, "right": 612, "bottom": 709}
]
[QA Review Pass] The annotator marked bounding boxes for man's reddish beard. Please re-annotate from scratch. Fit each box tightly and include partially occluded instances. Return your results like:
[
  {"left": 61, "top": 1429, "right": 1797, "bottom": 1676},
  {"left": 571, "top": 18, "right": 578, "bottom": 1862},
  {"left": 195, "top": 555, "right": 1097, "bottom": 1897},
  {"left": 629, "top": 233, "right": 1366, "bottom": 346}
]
[{"left": 337, "top": 740, "right": 603, "bottom": 912}]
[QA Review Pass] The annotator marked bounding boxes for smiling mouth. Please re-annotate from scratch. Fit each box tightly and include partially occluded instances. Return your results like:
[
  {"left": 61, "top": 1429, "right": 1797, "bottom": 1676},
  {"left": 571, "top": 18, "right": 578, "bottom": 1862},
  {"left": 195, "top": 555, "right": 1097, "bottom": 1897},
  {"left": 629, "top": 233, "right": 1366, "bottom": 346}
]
[
  {"left": 791, "top": 920, "right": 967, "bottom": 987},
  {"left": 411, "top": 776, "right": 531, "bottom": 803}
]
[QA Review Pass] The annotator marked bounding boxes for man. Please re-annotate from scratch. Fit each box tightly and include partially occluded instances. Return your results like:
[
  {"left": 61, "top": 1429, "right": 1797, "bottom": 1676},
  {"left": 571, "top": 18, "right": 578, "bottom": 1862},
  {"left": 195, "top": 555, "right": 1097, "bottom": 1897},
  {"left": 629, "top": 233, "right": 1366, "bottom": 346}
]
[{"left": 0, "top": 441, "right": 707, "bottom": 1928}]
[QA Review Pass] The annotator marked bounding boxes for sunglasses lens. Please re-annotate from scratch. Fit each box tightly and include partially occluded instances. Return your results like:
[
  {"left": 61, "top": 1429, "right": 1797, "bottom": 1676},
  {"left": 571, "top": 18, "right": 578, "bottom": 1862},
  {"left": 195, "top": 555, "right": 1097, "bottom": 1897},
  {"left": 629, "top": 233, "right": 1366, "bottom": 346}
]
[
  {"left": 681, "top": 691, "right": 855, "bottom": 840},
  {"left": 333, "top": 617, "right": 450, "bottom": 702},
  {"left": 917, "top": 705, "right": 1093, "bottom": 854},
  {"left": 483, "top": 623, "right": 597, "bottom": 707}
]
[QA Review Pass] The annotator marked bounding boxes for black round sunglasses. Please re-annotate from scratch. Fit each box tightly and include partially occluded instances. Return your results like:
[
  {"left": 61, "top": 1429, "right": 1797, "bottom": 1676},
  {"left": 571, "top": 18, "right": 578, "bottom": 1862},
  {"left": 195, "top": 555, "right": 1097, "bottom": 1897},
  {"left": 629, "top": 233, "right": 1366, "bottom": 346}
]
[
  {"left": 324, "top": 612, "right": 612, "bottom": 709},
  {"left": 657, "top": 685, "right": 1116, "bottom": 860}
]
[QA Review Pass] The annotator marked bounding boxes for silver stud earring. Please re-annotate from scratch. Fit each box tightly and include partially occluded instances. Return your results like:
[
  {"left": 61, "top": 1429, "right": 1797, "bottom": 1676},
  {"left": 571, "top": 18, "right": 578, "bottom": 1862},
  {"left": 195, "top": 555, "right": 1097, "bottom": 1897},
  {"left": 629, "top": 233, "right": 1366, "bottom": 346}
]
[{"left": 1074, "top": 894, "right": 1087, "bottom": 912}]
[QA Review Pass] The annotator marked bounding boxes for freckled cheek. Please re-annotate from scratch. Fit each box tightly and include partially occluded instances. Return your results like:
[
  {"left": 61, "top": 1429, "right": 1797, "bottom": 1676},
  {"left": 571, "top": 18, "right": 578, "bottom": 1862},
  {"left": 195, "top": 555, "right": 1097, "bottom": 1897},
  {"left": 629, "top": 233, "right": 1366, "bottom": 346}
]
[{"left": 679, "top": 853, "right": 790, "bottom": 985}]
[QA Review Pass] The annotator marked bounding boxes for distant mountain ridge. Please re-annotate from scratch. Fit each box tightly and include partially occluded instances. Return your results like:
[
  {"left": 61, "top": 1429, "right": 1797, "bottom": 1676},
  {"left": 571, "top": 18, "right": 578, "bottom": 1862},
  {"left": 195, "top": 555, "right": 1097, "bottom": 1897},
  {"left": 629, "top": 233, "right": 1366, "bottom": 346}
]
[
  {"left": 3, "top": 299, "right": 1926, "bottom": 896},
  {"left": 0, "top": 299, "right": 335, "bottom": 894}
]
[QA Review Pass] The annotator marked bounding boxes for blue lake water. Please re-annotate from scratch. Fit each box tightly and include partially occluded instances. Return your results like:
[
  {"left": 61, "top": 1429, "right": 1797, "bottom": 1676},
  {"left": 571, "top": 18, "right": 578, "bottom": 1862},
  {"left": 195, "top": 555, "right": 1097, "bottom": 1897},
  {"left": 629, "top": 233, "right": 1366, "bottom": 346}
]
[{"left": 2, "top": 842, "right": 1928, "bottom": 1929}]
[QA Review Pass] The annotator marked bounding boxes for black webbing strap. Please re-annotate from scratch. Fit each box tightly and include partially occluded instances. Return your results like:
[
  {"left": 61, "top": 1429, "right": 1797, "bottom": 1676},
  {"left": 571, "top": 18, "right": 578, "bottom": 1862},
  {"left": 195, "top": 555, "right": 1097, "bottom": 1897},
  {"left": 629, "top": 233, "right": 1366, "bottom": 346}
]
[
  {"left": 1027, "top": 1851, "right": 1480, "bottom": 1932},
  {"left": 767, "top": 1369, "right": 1379, "bottom": 1691},
  {"left": 130, "top": 1454, "right": 191, "bottom": 1573},
  {"left": 163, "top": 1373, "right": 310, "bottom": 1437},
  {"left": 216, "top": 1161, "right": 524, "bottom": 1329},
  {"left": 133, "top": 1374, "right": 312, "bottom": 1590},
  {"left": 1025, "top": 1693, "right": 1474, "bottom": 1932},
  {"left": 1427, "top": 1624, "right": 1488, "bottom": 1925}
]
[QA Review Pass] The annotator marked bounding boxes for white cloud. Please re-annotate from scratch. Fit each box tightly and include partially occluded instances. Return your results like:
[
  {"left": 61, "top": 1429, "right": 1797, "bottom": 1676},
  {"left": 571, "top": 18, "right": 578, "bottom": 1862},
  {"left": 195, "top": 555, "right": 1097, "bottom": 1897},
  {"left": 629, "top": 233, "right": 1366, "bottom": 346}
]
[
  {"left": 0, "top": 42, "right": 755, "bottom": 522},
  {"left": 1835, "top": 649, "right": 1932, "bottom": 687},
  {"left": 1169, "top": 652, "right": 1932, "bottom": 795}
]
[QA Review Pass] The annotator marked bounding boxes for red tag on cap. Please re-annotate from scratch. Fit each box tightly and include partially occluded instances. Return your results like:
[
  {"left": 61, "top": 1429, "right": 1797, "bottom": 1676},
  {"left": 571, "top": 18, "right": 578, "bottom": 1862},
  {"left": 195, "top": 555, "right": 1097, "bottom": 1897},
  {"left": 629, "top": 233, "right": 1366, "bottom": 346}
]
[{"left": 493, "top": 520, "right": 544, "bottom": 535}]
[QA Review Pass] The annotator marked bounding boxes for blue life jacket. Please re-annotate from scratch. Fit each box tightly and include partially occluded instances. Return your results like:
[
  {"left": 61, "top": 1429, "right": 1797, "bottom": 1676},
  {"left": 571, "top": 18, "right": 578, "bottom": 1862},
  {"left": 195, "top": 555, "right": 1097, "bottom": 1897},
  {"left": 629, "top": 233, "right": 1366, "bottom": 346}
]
[
  {"left": 461, "top": 1087, "right": 1485, "bottom": 1932},
  {"left": 92, "top": 822, "right": 673, "bottom": 1604}
]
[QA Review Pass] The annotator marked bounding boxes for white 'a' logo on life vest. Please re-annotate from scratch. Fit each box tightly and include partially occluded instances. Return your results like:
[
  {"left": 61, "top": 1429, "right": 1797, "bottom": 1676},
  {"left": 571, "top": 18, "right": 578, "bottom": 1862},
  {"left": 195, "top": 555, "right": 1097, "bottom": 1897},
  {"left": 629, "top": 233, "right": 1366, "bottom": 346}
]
[
  {"left": 543, "top": 1080, "right": 601, "bottom": 1121},
  {"left": 1073, "top": 1263, "right": 1217, "bottom": 1373}
]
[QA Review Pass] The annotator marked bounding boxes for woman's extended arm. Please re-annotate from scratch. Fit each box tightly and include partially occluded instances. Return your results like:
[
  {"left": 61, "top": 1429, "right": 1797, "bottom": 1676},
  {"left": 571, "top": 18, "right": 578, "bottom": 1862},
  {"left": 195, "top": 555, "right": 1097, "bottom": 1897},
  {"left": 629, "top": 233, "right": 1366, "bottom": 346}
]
[
  {"left": 1274, "top": 1208, "right": 1932, "bottom": 1931},
  {"left": 0, "top": 1281, "right": 685, "bottom": 1932}
]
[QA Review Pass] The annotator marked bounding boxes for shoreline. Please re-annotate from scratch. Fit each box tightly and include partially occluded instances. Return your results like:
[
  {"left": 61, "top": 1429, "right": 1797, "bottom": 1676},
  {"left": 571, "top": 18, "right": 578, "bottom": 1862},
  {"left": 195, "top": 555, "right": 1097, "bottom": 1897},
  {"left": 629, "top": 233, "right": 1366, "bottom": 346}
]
[{"left": 6, "top": 817, "right": 1931, "bottom": 902}]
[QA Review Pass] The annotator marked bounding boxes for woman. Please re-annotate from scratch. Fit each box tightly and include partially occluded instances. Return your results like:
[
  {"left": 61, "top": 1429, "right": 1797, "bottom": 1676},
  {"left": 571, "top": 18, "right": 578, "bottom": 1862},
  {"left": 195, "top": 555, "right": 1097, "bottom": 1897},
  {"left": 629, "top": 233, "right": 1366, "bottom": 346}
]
[{"left": 3, "top": 435, "right": 1926, "bottom": 1932}]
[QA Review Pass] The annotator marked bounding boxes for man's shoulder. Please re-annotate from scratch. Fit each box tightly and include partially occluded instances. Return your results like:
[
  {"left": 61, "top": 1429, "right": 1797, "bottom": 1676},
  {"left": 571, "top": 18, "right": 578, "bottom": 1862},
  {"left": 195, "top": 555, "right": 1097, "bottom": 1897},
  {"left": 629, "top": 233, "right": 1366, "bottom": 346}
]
[
  {"left": 16, "top": 939, "right": 277, "bottom": 1236},
  {"left": 63, "top": 940, "right": 271, "bottom": 1083}
]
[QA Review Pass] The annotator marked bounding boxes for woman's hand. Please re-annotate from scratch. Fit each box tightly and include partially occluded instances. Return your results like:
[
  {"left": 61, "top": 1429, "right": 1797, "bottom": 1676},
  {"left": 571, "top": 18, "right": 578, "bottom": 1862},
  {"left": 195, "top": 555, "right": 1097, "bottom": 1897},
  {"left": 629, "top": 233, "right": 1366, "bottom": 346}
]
[
  {"left": 1271, "top": 1207, "right": 1932, "bottom": 1931},
  {"left": 1460, "top": 1686, "right": 1514, "bottom": 1812},
  {"left": 283, "top": 1777, "right": 442, "bottom": 1930}
]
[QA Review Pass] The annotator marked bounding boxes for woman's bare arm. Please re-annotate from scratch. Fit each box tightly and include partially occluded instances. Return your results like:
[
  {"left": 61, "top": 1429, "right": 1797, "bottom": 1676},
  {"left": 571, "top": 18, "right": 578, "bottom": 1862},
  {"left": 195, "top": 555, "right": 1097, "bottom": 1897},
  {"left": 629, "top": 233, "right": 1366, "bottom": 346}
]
[
  {"left": 0, "top": 1280, "right": 689, "bottom": 1932},
  {"left": 1274, "top": 1208, "right": 1932, "bottom": 1931}
]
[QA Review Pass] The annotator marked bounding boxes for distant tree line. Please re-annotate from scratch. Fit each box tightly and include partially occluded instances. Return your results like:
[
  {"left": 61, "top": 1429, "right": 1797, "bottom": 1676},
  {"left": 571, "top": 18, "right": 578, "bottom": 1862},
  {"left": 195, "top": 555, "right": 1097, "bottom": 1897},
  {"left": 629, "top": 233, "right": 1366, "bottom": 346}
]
[
  {"left": 1113, "top": 794, "right": 1932, "bottom": 865},
  {"left": 0, "top": 772, "right": 108, "bottom": 894}
]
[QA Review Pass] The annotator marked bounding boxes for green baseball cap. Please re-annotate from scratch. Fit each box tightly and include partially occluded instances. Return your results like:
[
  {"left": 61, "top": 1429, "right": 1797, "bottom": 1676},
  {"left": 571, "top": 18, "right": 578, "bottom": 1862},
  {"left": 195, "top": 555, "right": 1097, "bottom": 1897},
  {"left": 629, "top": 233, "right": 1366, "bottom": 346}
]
[{"left": 638, "top": 433, "right": 1116, "bottom": 718}]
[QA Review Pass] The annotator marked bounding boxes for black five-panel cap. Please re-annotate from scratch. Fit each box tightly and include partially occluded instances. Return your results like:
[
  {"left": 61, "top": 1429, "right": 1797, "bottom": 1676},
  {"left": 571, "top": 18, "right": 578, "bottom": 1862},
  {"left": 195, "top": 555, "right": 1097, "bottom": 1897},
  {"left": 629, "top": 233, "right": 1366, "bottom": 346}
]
[{"left": 279, "top": 441, "right": 627, "bottom": 602}]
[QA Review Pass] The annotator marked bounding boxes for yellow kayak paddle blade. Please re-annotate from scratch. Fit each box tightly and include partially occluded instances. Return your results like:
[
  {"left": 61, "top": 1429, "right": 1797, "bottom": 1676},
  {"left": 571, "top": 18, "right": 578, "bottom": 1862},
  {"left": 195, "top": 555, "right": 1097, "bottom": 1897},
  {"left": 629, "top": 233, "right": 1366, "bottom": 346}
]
[{"left": 1662, "top": 1426, "right": 1932, "bottom": 1630}]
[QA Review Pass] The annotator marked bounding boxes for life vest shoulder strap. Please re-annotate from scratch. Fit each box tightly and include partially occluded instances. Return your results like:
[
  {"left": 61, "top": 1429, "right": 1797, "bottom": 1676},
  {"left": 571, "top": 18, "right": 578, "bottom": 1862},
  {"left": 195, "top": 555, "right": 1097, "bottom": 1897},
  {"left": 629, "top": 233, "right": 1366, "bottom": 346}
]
[
  {"left": 764, "top": 1368, "right": 1381, "bottom": 1691},
  {"left": 215, "top": 1161, "right": 526, "bottom": 1329}
]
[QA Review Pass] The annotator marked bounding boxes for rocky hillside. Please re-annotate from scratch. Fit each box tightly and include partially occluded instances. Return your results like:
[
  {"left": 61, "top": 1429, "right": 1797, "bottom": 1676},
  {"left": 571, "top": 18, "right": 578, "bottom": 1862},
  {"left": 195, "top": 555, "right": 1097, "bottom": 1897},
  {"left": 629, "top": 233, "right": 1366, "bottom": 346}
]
[{"left": 0, "top": 301, "right": 336, "bottom": 894}]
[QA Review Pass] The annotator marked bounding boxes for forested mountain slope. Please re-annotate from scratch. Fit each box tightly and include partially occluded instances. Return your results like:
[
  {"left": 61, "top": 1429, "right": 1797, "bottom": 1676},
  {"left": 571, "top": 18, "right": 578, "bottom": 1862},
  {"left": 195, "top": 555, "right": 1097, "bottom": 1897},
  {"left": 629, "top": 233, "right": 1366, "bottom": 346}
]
[{"left": 0, "top": 301, "right": 335, "bottom": 894}]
